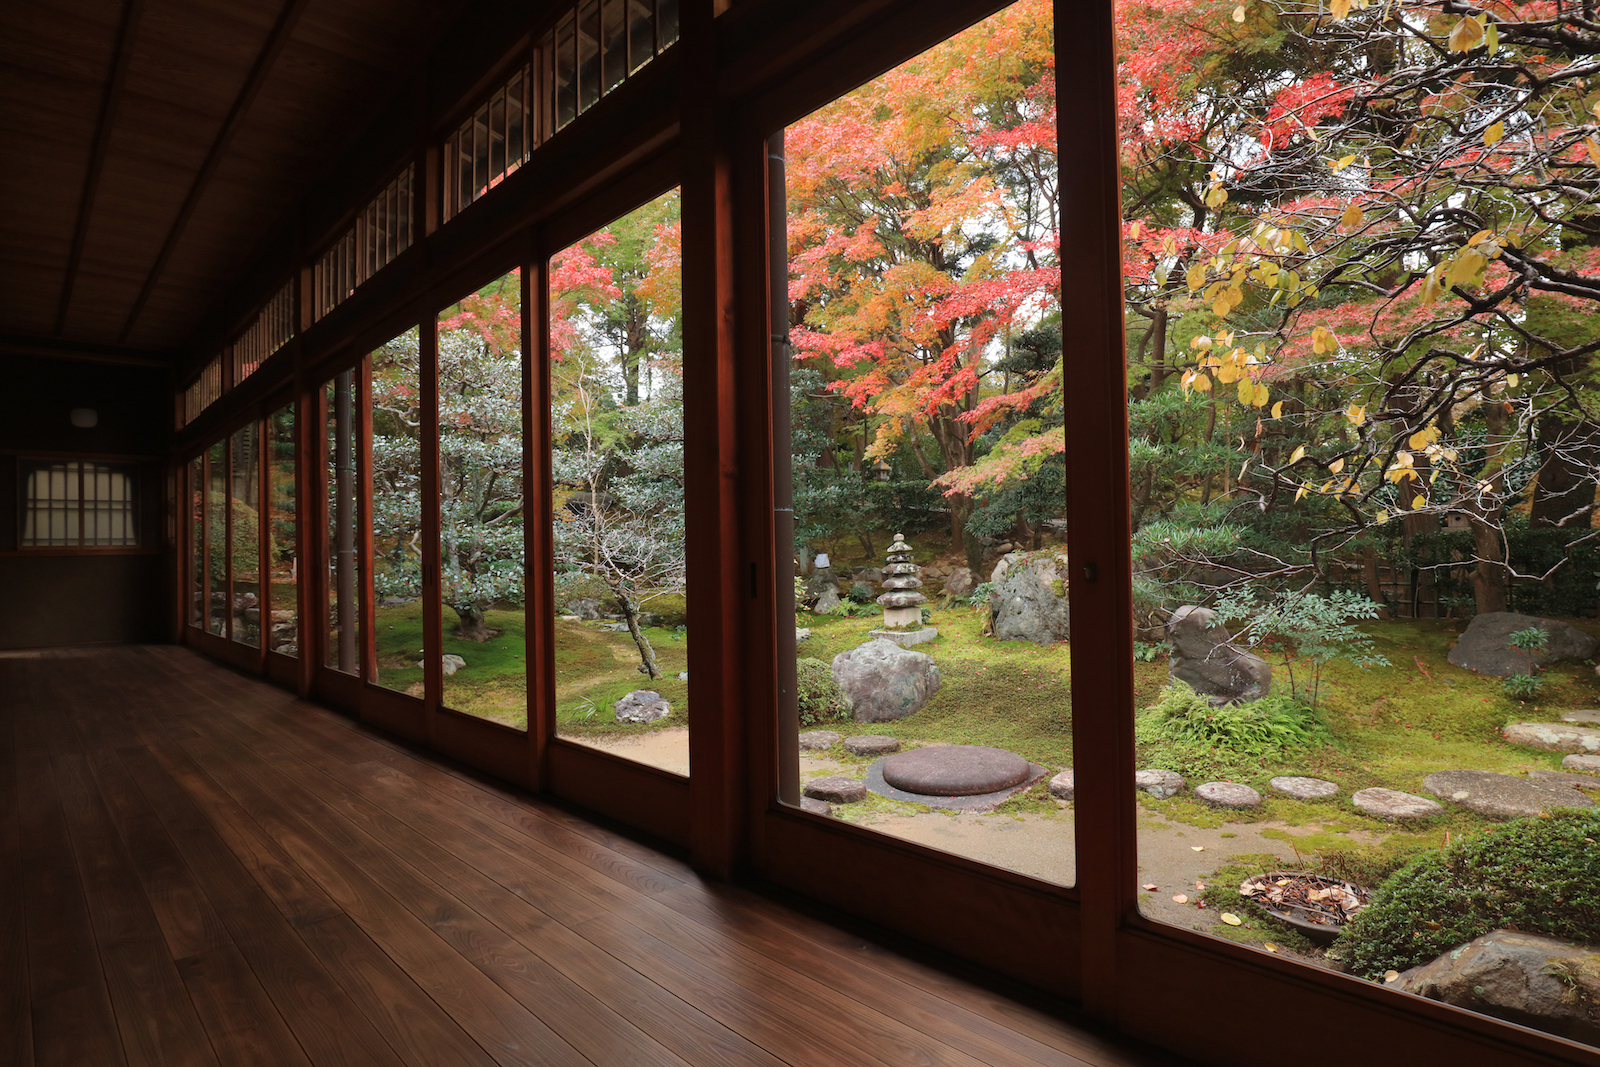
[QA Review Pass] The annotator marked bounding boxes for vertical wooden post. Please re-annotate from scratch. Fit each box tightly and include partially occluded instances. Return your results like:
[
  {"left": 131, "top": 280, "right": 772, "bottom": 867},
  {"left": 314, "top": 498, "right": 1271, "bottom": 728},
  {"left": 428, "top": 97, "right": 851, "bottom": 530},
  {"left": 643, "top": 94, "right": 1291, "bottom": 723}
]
[
  {"left": 358, "top": 356, "right": 376, "bottom": 684},
  {"left": 525, "top": 252, "right": 553, "bottom": 787},
  {"left": 680, "top": 0, "right": 745, "bottom": 877},
  {"left": 223, "top": 432, "right": 234, "bottom": 642},
  {"left": 1057, "top": 0, "right": 1136, "bottom": 1026},
  {"left": 420, "top": 316, "right": 443, "bottom": 744},
  {"left": 295, "top": 382, "right": 315, "bottom": 696},
  {"left": 258, "top": 414, "right": 270, "bottom": 671}
]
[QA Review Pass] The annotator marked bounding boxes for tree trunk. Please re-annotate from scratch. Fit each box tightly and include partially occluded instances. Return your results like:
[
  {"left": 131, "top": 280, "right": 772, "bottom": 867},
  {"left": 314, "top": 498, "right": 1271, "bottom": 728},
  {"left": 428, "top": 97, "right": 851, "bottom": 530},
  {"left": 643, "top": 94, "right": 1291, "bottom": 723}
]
[
  {"left": 1530, "top": 415, "right": 1600, "bottom": 528},
  {"left": 451, "top": 603, "right": 494, "bottom": 642},
  {"left": 617, "top": 594, "right": 661, "bottom": 679},
  {"left": 1362, "top": 547, "right": 1392, "bottom": 619},
  {"left": 1469, "top": 518, "right": 1509, "bottom": 613},
  {"left": 1468, "top": 399, "right": 1513, "bottom": 615}
]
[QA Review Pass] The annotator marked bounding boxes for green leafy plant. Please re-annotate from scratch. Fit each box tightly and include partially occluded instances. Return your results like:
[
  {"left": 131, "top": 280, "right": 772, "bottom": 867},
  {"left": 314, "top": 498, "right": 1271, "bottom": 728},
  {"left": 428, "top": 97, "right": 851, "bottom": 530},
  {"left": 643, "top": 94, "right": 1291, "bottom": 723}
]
[
  {"left": 1335, "top": 811, "right": 1600, "bottom": 980},
  {"left": 1502, "top": 673, "right": 1545, "bottom": 701},
  {"left": 796, "top": 657, "right": 854, "bottom": 726},
  {"left": 1217, "top": 589, "right": 1389, "bottom": 710},
  {"left": 1136, "top": 681, "right": 1326, "bottom": 756},
  {"left": 1133, "top": 640, "right": 1163, "bottom": 662}
]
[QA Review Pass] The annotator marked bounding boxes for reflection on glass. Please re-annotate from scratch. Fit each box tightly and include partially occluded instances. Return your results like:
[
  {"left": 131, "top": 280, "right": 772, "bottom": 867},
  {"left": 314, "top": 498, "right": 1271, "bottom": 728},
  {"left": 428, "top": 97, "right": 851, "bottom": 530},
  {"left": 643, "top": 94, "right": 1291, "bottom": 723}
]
[
  {"left": 577, "top": 0, "right": 600, "bottom": 114},
  {"left": 189, "top": 455, "right": 204, "bottom": 628},
  {"left": 229, "top": 422, "right": 261, "bottom": 647},
  {"left": 268, "top": 404, "right": 298, "bottom": 656},
  {"left": 551, "top": 190, "right": 687, "bottom": 775},
  {"left": 207, "top": 441, "right": 226, "bottom": 636},
  {"left": 325, "top": 372, "right": 361, "bottom": 673},
  {"left": 370, "top": 330, "right": 425, "bottom": 696},
  {"left": 780, "top": 3, "right": 1070, "bottom": 885},
  {"left": 436, "top": 278, "right": 526, "bottom": 727}
]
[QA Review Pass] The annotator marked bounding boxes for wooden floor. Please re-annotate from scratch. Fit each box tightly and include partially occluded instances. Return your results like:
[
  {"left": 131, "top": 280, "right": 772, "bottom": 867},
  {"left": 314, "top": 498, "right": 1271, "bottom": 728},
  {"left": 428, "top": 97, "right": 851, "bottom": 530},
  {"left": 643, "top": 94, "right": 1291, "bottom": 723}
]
[{"left": 0, "top": 644, "right": 1187, "bottom": 1067}]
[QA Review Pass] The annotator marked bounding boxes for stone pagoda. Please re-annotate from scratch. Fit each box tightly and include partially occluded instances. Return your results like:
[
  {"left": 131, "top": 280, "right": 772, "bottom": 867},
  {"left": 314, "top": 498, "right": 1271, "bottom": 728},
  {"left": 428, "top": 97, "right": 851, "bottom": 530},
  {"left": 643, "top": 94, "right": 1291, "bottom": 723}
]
[{"left": 871, "top": 533, "right": 937, "bottom": 647}]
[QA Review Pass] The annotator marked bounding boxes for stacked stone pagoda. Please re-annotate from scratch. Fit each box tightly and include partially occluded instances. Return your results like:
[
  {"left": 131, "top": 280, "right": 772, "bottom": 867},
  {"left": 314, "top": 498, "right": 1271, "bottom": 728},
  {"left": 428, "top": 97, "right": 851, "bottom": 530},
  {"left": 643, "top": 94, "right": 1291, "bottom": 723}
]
[{"left": 871, "top": 533, "right": 937, "bottom": 647}]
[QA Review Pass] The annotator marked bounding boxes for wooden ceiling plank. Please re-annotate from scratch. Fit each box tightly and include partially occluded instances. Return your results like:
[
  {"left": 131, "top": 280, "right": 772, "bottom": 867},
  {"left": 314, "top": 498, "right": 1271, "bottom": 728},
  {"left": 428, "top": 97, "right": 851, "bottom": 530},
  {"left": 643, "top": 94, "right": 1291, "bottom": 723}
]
[
  {"left": 54, "top": 0, "right": 146, "bottom": 336},
  {"left": 115, "top": 0, "right": 312, "bottom": 345}
]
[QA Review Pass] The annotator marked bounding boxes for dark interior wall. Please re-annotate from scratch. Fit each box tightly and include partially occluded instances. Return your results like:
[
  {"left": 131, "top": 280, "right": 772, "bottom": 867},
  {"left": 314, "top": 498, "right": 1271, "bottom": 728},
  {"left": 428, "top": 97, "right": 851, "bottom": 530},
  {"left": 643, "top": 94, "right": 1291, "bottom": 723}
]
[{"left": 0, "top": 354, "right": 173, "bottom": 648}]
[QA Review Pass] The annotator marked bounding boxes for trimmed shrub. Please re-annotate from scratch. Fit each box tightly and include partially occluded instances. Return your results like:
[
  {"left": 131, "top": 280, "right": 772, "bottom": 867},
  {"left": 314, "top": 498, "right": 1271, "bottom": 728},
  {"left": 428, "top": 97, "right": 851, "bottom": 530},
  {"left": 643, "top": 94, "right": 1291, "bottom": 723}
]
[
  {"left": 1137, "top": 682, "right": 1325, "bottom": 755},
  {"left": 797, "top": 657, "right": 853, "bottom": 726},
  {"left": 1335, "top": 811, "right": 1600, "bottom": 979}
]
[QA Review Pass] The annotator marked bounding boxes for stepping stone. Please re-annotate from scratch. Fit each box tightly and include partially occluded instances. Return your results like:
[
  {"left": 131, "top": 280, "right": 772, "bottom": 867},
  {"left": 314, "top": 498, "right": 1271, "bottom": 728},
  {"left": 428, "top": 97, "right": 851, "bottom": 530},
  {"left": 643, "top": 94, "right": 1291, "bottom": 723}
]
[
  {"left": 843, "top": 734, "right": 900, "bottom": 756},
  {"left": 1561, "top": 709, "right": 1600, "bottom": 724},
  {"left": 1502, "top": 722, "right": 1600, "bottom": 754},
  {"left": 1352, "top": 787, "right": 1443, "bottom": 820},
  {"left": 880, "top": 746, "right": 1030, "bottom": 797},
  {"left": 1135, "top": 769, "right": 1186, "bottom": 799},
  {"left": 1048, "top": 768, "right": 1075, "bottom": 800},
  {"left": 799, "top": 796, "right": 834, "bottom": 817},
  {"left": 1423, "top": 769, "right": 1592, "bottom": 819},
  {"left": 1528, "top": 768, "right": 1600, "bottom": 792},
  {"left": 1563, "top": 754, "right": 1600, "bottom": 774},
  {"left": 1268, "top": 775, "right": 1339, "bottom": 800},
  {"left": 797, "top": 730, "right": 841, "bottom": 751},
  {"left": 1195, "top": 782, "right": 1262, "bottom": 809},
  {"left": 803, "top": 776, "right": 867, "bottom": 804}
]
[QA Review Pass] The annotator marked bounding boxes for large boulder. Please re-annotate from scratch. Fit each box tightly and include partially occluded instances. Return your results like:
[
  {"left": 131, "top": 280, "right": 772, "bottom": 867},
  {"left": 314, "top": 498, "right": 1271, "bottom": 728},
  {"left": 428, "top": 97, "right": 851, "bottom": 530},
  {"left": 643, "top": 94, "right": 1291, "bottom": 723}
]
[
  {"left": 943, "top": 566, "right": 976, "bottom": 599},
  {"left": 1165, "top": 605, "right": 1272, "bottom": 705},
  {"left": 987, "top": 551, "right": 1071, "bottom": 645},
  {"left": 831, "top": 638, "right": 943, "bottom": 723},
  {"left": 1395, "top": 931, "right": 1600, "bottom": 1046},
  {"left": 1422, "top": 768, "right": 1592, "bottom": 818},
  {"left": 1448, "top": 612, "right": 1599, "bottom": 677}
]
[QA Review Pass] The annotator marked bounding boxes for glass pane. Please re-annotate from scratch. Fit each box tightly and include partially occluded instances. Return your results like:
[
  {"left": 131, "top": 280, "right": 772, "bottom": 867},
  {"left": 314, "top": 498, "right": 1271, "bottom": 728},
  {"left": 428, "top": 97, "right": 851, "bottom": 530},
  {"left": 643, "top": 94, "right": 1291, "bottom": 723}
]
[
  {"left": 780, "top": 3, "right": 1070, "bottom": 885},
  {"left": 207, "top": 443, "right": 226, "bottom": 636},
  {"left": 602, "top": 0, "right": 627, "bottom": 93},
  {"left": 230, "top": 423, "right": 262, "bottom": 647},
  {"left": 627, "top": 0, "right": 654, "bottom": 72},
  {"left": 577, "top": 0, "right": 601, "bottom": 114},
  {"left": 371, "top": 329, "right": 425, "bottom": 696},
  {"left": 268, "top": 404, "right": 298, "bottom": 656},
  {"left": 555, "top": 14, "right": 576, "bottom": 129},
  {"left": 1117, "top": 0, "right": 1600, "bottom": 1050},
  {"left": 437, "top": 274, "right": 526, "bottom": 727},
  {"left": 657, "top": 0, "right": 678, "bottom": 48},
  {"left": 190, "top": 456, "right": 204, "bottom": 627},
  {"left": 325, "top": 371, "right": 361, "bottom": 673},
  {"left": 551, "top": 189, "right": 686, "bottom": 774}
]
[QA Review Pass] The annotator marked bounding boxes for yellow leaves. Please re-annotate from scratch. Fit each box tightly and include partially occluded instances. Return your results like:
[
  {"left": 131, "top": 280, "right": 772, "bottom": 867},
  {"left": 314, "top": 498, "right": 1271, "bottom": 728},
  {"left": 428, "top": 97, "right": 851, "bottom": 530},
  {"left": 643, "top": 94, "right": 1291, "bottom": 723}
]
[
  {"left": 1271, "top": 400, "right": 1284, "bottom": 419},
  {"left": 1249, "top": 380, "right": 1270, "bottom": 408},
  {"left": 1412, "top": 494, "right": 1428, "bottom": 510},
  {"left": 1375, "top": 509, "right": 1390, "bottom": 525},
  {"left": 1587, "top": 138, "right": 1600, "bottom": 167},
  {"left": 1340, "top": 202, "right": 1364, "bottom": 229},
  {"left": 1345, "top": 403, "right": 1366, "bottom": 426},
  {"left": 1468, "top": 228, "right": 1493, "bottom": 246},
  {"left": 1329, "top": 0, "right": 1351, "bottom": 19},
  {"left": 1310, "top": 326, "right": 1338, "bottom": 355},
  {"left": 1205, "top": 182, "right": 1229, "bottom": 209},
  {"left": 1236, "top": 378, "right": 1256, "bottom": 405},
  {"left": 1409, "top": 425, "right": 1439, "bottom": 451},
  {"left": 1448, "top": 14, "right": 1485, "bottom": 52},
  {"left": 1290, "top": 445, "right": 1307, "bottom": 464},
  {"left": 1221, "top": 913, "right": 1243, "bottom": 926},
  {"left": 1420, "top": 268, "right": 1444, "bottom": 304},
  {"left": 1329, "top": 458, "right": 1345, "bottom": 474},
  {"left": 1186, "top": 262, "right": 1208, "bottom": 292},
  {"left": 1332, "top": 153, "right": 1358, "bottom": 172},
  {"left": 1295, "top": 484, "right": 1309, "bottom": 502},
  {"left": 1233, "top": 3, "right": 1247, "bottom": 21},
  {"left": 1129, "top": 221, "right": 1143, "bottom": 240},
  {"left": 1445, "top": 248, "right": 1487, "bottom": 289},
  {"left": 1484, "top": 121, "right": 1505, "bottom": 146}
]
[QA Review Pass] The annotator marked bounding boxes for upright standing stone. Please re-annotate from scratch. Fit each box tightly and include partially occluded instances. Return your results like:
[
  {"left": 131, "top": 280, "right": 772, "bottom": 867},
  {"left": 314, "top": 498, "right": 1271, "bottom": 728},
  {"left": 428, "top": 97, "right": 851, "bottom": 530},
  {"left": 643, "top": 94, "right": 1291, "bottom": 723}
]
[
  {"left": 870, "top": 534, "right": 938, "bottom": 647},
  {"left": 1166, "top": 605, "right": 1271, "bottom": 705}
]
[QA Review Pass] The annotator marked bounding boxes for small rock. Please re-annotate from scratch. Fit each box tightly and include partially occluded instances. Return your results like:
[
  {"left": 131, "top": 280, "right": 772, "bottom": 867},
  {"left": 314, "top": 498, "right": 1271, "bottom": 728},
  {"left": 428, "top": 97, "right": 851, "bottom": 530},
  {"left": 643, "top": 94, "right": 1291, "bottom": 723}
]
[
  {"left": 1527, "top": 768, "right": 1600, "bottom": 792},
  {"left": 843, "top": 734, "right": 901, "bottom": 756},
  {"left": 1396, "top": 930, "right": 1600, "bottom": 1045},
  {"left": 1268, "top": 775, "right": 1339, "bottom": 800},
  {"left": 1048, "top": 769, "right": 1075, "bottom": 800},
  {"left": 803, "top": 776, "right": 868, "bottom": 804},
  {"left": 1422, "top": 768, "right": 1592, "bottom": 818},
  {"left": 1352, "top": 787, "right": 1443, "bottom": 820},
  {"left": 614, "top": 690, "right": 671, "bottom": 724},
  {"left": 814, "top": 588, "right": 842, "bottom": 614},
  {"left": 1562, "top": 709, "right": 1600, "bottom": 724},
  {"left": 797, "top": 730, "right": 842, "bottom": 751},
  {"left": 1195, "top": 782, "right": 1262, "bottom": 809},
  {"left": 855, "top": 566, "right": 885, "bottom": 584},
  {"left": 1563, "top": 754, "right": 1600, "bottom": 774},
  {"left": 943, "top": 566, "right": 976, "bottom": 599},
  {"left": 1135, "top": 769, "right": 1186, "bottom": 799},
  {"left": 799, "top": 797, "right": 834, "bottom": 817},
  {"left": 795, "top": 627, "right": 812, "bottom": 642},
  {"left": 1503, "top": 722, "right": 1600, "bottom": 754},
  {"left": 677, "top": 672, "right": 688, "bottom": 681},
  {"left": 440, "top": 654, "right": 466, "bottom": 676}
]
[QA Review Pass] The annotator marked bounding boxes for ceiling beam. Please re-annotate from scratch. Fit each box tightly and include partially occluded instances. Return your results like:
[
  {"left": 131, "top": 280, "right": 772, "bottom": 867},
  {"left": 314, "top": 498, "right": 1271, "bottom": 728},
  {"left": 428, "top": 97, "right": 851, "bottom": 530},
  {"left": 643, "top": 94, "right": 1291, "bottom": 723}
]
[
  {"left": 0, "top": 333, "right": 173, "bottom": 369},
  {"left": 116, "top": 0, "right": 311, "bottom": 345},
  {"left": 54, "top": 0, "right": 146, "bottom": 337}
]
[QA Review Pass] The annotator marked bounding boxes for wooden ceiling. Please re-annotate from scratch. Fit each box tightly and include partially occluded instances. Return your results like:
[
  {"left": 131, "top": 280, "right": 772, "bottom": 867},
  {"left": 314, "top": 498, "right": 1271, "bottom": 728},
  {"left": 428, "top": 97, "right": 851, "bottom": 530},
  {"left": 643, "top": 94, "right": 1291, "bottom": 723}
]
[{"left": 0, "top": 0, "right": 477, "bottom": 362}]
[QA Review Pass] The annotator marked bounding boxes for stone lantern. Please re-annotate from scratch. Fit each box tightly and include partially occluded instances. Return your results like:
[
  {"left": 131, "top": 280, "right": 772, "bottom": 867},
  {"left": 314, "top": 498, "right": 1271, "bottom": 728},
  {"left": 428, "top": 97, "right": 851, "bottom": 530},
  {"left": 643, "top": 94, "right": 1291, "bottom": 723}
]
[{"left": 871, "top": 533, "right": 938, "bottom": 647}]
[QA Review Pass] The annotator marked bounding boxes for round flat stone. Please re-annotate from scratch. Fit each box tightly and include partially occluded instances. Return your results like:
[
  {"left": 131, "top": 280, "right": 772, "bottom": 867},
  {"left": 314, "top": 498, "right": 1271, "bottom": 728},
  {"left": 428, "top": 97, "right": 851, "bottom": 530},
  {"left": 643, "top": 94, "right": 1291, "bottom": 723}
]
[
  {"left": 1268, "top": 775, "right": 1340, "bottom": 801},
  {"left": 1503, "top": 722, "right": 1600, "bottom": 753},
  {"left": 880, "top": 745, "right": 1030, "bottom": 797},
  {"left": 1135, "top": 769, "right": 1186, "bottom": 799},
  {"left": 799, "top": 796, "right": 834, "bottom": 817},
  {"left": 843, "top": 734, "right": 901, "bottom": 756},
  {"left": 1352, "top": 787, "right": 1443, "bottom": 820},
  {"left": 797, "top": 730, "right": 841, "bottom": 751},
  {"left": 1422, "top": 768, "right": 1592, "bottom": 819},
  {"left": 1048, "top": 768, "right": 1075, "bottom": 800},
  {"left": 1195, "top": 781, "right": 1262, "bottom": 809},
  {"left": 1528, "top": 768, "right": 1600, "bottom": 792},
  {"left": 803, "top": 776, "right": 867, "bottom": 804},
  {"left": 1562, "top": 709, "right": 1600, "bottom": 724},
  {"left": 1563, "top": 754, "right": 1600, "bottom": 774}
]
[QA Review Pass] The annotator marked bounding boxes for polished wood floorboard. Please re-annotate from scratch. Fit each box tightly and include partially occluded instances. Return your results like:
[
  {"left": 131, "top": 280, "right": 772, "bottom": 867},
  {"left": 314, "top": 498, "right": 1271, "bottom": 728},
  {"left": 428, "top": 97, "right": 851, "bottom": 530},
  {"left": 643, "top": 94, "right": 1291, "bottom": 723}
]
[{"left": 0, "top": 645, "right": 1190, "bottom": 1067}]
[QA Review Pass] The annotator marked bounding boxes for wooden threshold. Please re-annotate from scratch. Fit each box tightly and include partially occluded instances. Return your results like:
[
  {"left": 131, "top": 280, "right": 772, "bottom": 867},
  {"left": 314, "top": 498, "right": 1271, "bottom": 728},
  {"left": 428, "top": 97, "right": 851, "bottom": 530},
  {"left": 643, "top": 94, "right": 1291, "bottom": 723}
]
[{"left": 0, "top": 644, "right": 1190, "bottom": 1067}]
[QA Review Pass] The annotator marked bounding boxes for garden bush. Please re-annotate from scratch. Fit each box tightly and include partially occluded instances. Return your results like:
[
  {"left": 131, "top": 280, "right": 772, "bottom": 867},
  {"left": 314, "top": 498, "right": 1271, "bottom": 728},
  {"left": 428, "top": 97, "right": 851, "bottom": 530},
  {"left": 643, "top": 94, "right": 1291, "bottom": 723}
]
[
  {"left": 796, "top": 657, "right": 854, "bottom": 726},
  {"left": 1335, "top": 811, "right": 1600, "bottom": 980},
  {"left": 1137, "top": 682, "right": 1326, "bottom": 755}
]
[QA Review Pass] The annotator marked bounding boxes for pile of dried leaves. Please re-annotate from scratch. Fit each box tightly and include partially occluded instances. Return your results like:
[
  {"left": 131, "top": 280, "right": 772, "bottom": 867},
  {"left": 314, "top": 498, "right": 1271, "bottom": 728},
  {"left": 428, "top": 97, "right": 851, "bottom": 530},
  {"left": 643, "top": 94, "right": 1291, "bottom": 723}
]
[{"left": 1239, "top": 872, "right": 1370, "bottom": 934}]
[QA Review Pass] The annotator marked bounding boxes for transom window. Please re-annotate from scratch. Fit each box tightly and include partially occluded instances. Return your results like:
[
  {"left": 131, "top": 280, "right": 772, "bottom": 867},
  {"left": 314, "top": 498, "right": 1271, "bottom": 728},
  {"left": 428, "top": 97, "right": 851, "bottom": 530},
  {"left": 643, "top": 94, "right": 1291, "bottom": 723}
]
[{"left": 21, "top": 460, "right": 138, "bottom": 547}]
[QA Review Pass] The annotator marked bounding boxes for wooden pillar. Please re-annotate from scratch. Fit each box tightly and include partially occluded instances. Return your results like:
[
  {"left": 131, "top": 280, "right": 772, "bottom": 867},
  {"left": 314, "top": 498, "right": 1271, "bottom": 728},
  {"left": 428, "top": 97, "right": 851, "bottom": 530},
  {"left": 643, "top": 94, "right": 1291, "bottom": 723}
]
[
  {"left": 525, "top": 254, "right": 553, "bottom": 788},
  {"left": 1056, "top": 0, "right": 1135, "bottom": 1026},
  {"left": 680, "top": 0, "right": 746, "bottom": 877},
  {"left": 419, "top": 317, "right": 444, "bottom": 744}
]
